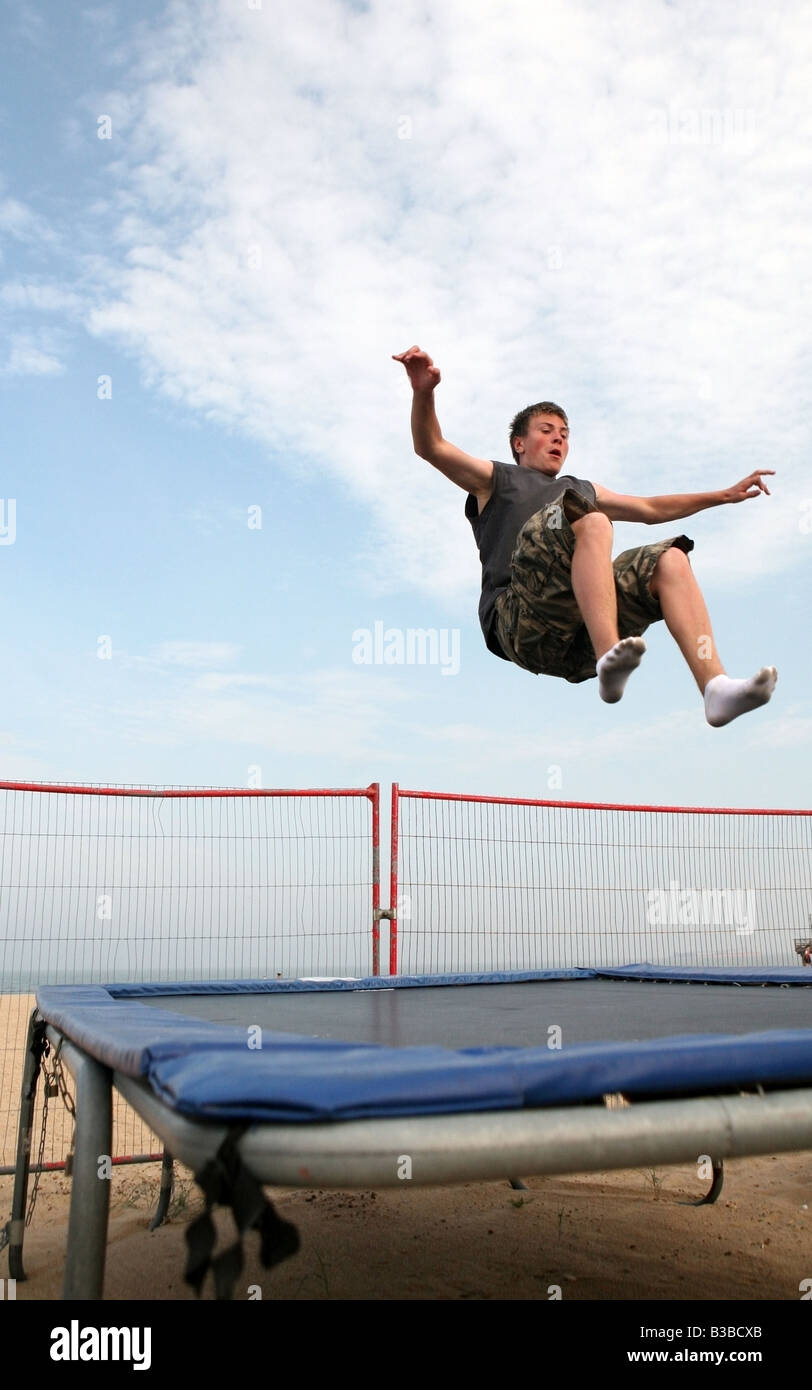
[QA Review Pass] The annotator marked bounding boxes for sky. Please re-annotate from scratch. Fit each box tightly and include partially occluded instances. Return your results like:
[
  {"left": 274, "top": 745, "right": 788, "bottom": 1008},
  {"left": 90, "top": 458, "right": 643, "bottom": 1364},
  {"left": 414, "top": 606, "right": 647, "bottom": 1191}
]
[{"left": 1, "top": 0, "right": 811, "bottom": 810}]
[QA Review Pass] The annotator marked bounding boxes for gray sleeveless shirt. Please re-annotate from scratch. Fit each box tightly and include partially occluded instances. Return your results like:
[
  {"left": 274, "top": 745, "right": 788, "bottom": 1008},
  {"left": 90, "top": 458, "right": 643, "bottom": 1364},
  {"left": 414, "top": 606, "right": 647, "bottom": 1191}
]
[{"left": 465, "top": 461, "right": 596, "bottom": 659}]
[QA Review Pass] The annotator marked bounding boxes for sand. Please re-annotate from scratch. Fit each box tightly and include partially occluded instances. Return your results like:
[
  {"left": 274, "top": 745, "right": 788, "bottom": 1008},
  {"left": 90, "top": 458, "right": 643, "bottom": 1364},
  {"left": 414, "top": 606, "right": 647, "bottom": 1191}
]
[
  {"left": 3, "top": 1155, "right": 811, "bottom": 1302},
  {"left": 2, "top": 992, "right": 811, "bottom": 1302}
]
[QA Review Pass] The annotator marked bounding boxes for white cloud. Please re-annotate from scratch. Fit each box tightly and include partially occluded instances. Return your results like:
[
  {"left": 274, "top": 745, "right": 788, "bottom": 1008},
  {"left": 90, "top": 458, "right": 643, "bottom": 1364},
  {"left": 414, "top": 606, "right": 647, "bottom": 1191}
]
[
  {"left": 420, "top": 707, "right": 703, "bottom": 767},
  {"left": 181, "top": 502, "right": 259, "bottom": 537},
  {"left": 1, "top": 337, "right": 64, "bottom": 377},
  {"left": 0, "top": 282, "right": 84, "bottom": 313},
  {"left": 0, "top": 194, "right": 55, "bottom": 244},
  {"left": 13, "top": 2, "right": 47, "bottom": 47},
  {"left": 148, "top": 640, "right": 240, "bottom": 668},
  {"left": 745, "top": 704, "right": 812, "bottom": 749},
  {"left": 11, "top": 0, "right": 794, "bottom": 608},
  {"left": 67, "top": 663, "right": 414, "bottom": 761}
]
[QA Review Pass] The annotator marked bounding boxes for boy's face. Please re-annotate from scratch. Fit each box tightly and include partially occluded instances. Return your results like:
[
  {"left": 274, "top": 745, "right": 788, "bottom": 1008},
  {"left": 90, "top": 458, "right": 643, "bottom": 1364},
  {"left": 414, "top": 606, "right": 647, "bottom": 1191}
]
[{"left": 514, "top": 413, "right": 569, "bottom": 475}]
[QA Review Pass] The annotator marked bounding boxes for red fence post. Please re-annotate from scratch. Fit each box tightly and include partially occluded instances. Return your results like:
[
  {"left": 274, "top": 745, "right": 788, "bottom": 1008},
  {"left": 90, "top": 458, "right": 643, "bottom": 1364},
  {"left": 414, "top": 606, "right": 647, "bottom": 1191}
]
[
  {"left": 389, "top": 783, "right": 399, "bottom": 975},
  {"left": 369, "top": 782, "right": 380, "bottom": 976}
]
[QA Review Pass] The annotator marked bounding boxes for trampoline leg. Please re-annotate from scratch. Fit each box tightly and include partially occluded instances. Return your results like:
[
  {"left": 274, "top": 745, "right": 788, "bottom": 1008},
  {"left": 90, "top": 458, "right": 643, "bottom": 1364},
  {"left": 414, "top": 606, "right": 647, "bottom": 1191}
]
[
  {"left": 509, "top": 1178, "right": 528, "bottom": 1191},
  {"left": 149, "top": 1150, "right": 175, "bottom": 1230},
  {"left": 6, "top": 1010, "right": 45, "bottom": 1281},
  {"left": 681, "top": 1158, "right": 725, "bottom": 1206},
  {"left": 61, "top": 1046, "right": 113, "bottom": 1301},
  {"left": 699, "top": 1159, "right": 725, "bottom": 1205}
]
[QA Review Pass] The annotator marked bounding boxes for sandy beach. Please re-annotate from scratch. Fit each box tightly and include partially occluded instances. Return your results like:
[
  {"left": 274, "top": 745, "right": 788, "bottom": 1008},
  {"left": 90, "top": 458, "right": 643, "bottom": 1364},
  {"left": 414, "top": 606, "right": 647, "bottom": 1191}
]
[
  {"left": 2, "top": 1153, "right": 811, "bottom": 1302},
  {"left": 2, "top": 991, "right": 810, "bottom": 1301}
]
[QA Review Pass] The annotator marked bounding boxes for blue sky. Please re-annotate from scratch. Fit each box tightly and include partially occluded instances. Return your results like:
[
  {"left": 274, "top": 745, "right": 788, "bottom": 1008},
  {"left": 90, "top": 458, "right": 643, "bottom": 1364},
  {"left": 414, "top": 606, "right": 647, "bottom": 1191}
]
[{"left": 1, "top": 0, "right": 810, "bottom": 807}]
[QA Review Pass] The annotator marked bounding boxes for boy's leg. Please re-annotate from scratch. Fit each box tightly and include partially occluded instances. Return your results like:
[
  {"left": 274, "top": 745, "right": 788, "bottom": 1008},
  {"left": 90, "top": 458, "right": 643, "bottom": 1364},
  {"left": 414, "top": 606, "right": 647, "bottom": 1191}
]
[
  {"left": 649, "top": 546, "right": 723, "bottom": 689},
  {"left": 569, "top": 509, "right": 647, "bottom": 702},
  {"left": 650, "top": 546, "right": 777, "bottom": 726},
  {"left": 569, "top": 511, "right": 618, "bottom": 656}
]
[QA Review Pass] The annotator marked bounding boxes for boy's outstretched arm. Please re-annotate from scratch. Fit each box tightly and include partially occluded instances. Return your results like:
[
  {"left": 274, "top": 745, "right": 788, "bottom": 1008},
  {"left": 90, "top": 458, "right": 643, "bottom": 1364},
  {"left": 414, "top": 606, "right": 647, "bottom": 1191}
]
[
  {"left": 393, "top": 345, "right": 494, "bottom": 499},
  {"left": 594, "top": 470, "right": 775, "bottom": 523}
]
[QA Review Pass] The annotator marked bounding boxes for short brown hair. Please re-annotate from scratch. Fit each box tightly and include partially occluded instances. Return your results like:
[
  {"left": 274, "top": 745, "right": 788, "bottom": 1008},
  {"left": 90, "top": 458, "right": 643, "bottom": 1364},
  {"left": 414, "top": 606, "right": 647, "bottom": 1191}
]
[{"left": 509, "top": 402, "right": 568, "bottom": 463}]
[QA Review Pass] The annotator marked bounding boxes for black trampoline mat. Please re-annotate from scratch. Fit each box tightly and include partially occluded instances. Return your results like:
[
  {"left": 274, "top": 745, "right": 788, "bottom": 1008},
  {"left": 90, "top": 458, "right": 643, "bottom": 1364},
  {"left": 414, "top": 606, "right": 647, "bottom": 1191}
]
[{"left": 134, "top": 978, "right": 812, "bottom": 1049}]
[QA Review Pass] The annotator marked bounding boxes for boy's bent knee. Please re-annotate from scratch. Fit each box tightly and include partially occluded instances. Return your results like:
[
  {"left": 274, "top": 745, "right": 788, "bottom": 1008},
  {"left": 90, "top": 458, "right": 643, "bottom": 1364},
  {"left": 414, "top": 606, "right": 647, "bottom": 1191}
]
[
  {"left": 570, "top": 507, "right": 612, "bottom": 535},
  {"left": 656, "top": 543, "right": 691, "bottom": 565},
  {"left": 652, "top": 545, "right": 692, "bottom": 578}
]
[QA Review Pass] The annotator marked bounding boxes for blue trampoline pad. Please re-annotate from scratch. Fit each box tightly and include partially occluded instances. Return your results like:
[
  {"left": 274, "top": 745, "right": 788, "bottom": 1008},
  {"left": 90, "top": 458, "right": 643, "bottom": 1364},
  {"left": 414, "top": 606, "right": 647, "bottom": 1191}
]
[{"left": 36, "top": 968, "right": 812, "bottom": 1124}]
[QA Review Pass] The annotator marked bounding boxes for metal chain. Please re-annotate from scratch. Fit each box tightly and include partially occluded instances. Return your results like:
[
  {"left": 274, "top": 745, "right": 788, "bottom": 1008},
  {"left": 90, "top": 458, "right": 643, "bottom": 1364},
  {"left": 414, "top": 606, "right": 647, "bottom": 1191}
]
[
  {"left": 54, "top": 1042, "right": 77, "bottom": 1123},
  {"left": 25, "top": 1038, "right": 77, "bottom": 1227},
  {"left": 24, "top": 1040, "right": 51, "bottom": 1227}
]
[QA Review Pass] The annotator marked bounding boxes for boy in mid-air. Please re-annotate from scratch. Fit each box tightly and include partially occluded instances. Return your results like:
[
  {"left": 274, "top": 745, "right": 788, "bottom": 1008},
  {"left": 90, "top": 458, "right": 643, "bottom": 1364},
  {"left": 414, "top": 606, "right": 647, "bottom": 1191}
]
[{"left": 393, "top": 345, "right": 777, "bottom": 726}]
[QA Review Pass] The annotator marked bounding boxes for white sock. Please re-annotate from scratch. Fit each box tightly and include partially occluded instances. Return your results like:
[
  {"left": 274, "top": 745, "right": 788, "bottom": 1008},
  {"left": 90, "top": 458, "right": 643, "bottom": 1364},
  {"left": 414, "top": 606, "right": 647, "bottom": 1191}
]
[
  {"left": 704, "top": 667, "right": 777, "bottom": 727},
  {"left": 596, "top": 637, "right": 646, "bottom": 703}
]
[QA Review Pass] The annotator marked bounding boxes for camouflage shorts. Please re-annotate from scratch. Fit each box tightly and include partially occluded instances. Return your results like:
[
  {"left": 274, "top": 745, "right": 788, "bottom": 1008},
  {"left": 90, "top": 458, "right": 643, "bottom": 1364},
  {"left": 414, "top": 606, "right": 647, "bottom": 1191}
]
[{"left": 493, "top": 489, "right": 694, "bottom": 683}]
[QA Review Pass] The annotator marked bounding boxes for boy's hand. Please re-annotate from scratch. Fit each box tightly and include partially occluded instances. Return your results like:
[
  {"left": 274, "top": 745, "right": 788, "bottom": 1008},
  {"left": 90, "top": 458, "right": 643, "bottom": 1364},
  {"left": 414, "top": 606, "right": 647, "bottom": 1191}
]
[
  {"left": 392, "top": 345, "right": 441, "bottom": 393},
  {"left": 722, "top": 470, "right": 775, "bottom": 503}
]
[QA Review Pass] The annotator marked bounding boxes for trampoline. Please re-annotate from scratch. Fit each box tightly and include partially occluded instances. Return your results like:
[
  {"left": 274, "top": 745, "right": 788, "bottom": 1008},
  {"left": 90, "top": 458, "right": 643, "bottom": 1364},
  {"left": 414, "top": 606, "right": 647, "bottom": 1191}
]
[{"left": 7, "top": 964, "right": 812, "bottom": 1298}]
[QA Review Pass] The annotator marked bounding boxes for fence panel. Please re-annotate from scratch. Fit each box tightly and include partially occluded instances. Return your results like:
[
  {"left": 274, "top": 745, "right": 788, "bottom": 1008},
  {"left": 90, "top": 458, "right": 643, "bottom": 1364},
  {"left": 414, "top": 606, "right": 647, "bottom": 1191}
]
[
  {"left": 0, "top": 781, "right": 379, "bottom": 1169},
  {"left": 390, "top": 786, "right": 812, "bottom": 976}
]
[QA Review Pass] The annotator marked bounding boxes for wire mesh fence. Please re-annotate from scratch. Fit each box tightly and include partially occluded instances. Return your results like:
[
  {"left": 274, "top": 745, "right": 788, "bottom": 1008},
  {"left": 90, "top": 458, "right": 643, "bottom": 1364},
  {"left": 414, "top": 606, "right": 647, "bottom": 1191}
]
[{"left": 0, "top": 781, "right": 379, "bottom": 1168}]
